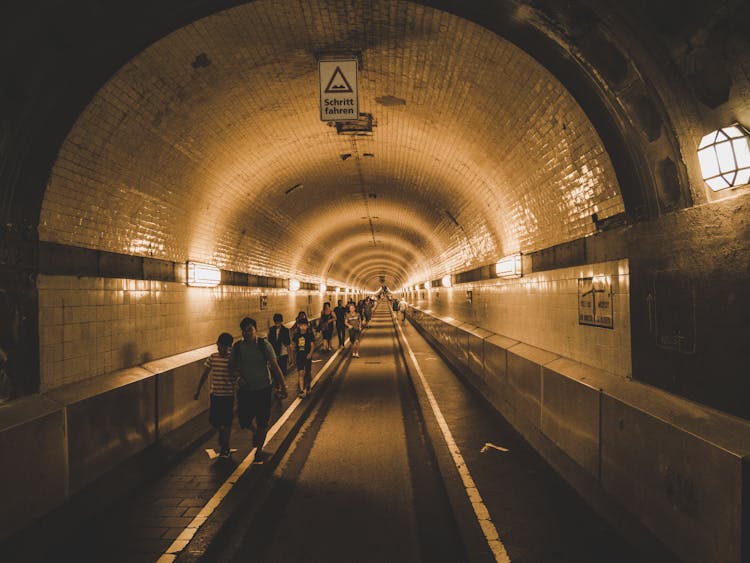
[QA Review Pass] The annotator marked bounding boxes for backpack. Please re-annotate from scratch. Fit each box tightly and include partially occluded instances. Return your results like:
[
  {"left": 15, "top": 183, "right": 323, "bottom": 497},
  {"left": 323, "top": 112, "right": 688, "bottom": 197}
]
[{"left": 232, "top": 337, "right": 270, "bottom": 366}]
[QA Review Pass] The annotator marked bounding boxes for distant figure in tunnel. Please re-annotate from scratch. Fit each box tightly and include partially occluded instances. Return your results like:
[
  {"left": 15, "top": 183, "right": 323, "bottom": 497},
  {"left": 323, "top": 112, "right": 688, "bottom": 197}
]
[
  {"left": 363, "top": 297, "right": 374, "bottom": 328},
  {"left": 398, "top": 299, "right": 407, "bottom": 322},
  {"left": 291, "top": 317, "right": 315, "bottom": 397},
  {"left": 334, "top": 299, "right": 347, "bottom": 349},
  {"left": 267, "top": 313, "right": 291, "bottom": 376},
  {"left": 356, "top": 299, "right": 365, "bottom": 325},
  {"left": 193, "top": 332, "right": 235, "bottom": 458},
  {"left": 318, "top": 301, "right": 334, "bottom": 352},
  {"left": 232, "top": 317, "right": 287, "bottom": 464},
  {"left": 345, "top": 302, "right": 362, "bottom": 358}
]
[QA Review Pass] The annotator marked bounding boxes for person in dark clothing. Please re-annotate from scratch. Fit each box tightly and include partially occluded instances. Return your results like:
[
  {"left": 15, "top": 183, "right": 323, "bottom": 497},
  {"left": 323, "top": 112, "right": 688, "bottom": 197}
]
[
  {"left": 290, "top": 317, "right": 315, "bottom": 397},
  {"left": 232, "top": 317, "right": 287, "bottom": 464},
  {"left": 319, "top": 301, "right": 334, "bottom": 352},
  {"left": 333, "top": 299, "right": 347, "bottom": 348},
  {"left": 291, "top": 310, "right": 309, "bottom": 335},
  {"left": 267, "top": 313, "right": 291, "bottom": 375}
]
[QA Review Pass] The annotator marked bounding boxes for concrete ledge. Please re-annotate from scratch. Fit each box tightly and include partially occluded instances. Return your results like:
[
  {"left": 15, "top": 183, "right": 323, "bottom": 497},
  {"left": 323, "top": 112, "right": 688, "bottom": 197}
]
[
  {"left": 409, "top": 307, "right": 750, "bottom": 563},
  {"left": 541, "top": 358, "right": 603, "bottom": 479},
  {"left": 465, "top": 326, "right": 494, "bottom": 379},
  {"left": 505, "top": 343, "right": 560, "bottom": 431},
  {"left": 600, "top": 392, "right": 750, "bottom": 563},
  {"left": 473, "top": 333, "right": 512, "bottom": 407},
  {"left": 47, "top": 367, "right": 157, "bottom": 494},
  {"left": 0, "top": 346, "right": 215, "bottom": 541},
  {"left": 454, "top": 322, "right": 475, "bottom": 365},
  {"left": 155, "top": 361, "right": 210, "bottom": 437},
  {"left": 143, "top": 345, "right": 213, "bottom": 436},
  {"left": 0, "top": 396, "right": 67, "bottom": 540},
  {"left": 142, "top": 344, "right": 214, "bottom": 374}
]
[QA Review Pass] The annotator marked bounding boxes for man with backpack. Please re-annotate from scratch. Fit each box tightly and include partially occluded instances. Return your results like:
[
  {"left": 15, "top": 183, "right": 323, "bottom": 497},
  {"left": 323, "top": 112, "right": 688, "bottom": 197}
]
[{"left": 232, "top": 317, "right": 288, "bottom": 464}]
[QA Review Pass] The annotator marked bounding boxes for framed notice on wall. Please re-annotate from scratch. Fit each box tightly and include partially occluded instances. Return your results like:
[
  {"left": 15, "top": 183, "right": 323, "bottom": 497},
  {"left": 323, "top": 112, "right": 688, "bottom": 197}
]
[
  {"left": 259, "top": 295, "right": 267, "bottom": 311},
  {"left": 578, "top": 277, "right": 613, "bottom": 329}
]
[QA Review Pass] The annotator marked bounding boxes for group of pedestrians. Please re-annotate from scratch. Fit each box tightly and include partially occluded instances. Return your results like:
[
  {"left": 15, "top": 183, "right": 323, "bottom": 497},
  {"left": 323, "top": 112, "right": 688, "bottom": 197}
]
[
  {"left": 194, "top": 317, "right": 286, "bottom": 462},
  {"left": 192, "top": 298, "right": 377, "bottom": 462}
]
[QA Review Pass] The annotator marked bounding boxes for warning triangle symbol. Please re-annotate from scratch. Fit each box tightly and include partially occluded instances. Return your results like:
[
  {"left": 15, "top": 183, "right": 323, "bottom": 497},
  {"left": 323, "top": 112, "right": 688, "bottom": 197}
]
[{"left": 324, "top": 66, "right": 354, "bottom": 94}]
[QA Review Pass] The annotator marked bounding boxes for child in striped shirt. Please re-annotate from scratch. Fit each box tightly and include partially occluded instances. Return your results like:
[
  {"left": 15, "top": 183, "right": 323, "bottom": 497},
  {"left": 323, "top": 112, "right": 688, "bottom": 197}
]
[{"left": 194, "top": 332, "right": 235, "bottom": 458}]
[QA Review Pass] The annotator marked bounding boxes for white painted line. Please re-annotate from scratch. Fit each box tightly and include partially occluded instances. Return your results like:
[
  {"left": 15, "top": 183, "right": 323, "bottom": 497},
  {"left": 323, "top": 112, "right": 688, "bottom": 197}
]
[
  {"left": 394, "top": 320, "right": 511, "bottom": 563},
  {"left": 481, "top": 442, "right": 510, "bottom": 453},
  {"left": 156, "top": 343, "right": 346, "bottom": 562}
]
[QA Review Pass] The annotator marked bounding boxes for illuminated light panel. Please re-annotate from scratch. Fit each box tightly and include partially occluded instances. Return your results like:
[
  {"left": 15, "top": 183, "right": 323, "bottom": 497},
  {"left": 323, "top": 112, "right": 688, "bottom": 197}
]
[
  {"left": 319, "top": 282, "right": 327, "bottom": 293},
  {"left": 442, "top": 275, "right": 452, "bottom": 288},
  {"left": 186, "top": 261, "right": 221, "bottom": 287},
  {"left": 289, "top": 278, "right": 301, "bottom": 291},
  {"left": 698, "top": 124, "right": 750, "bottom": 191},
  {"left": 496, "top": 254, "right": 522, "bottom": 278}
]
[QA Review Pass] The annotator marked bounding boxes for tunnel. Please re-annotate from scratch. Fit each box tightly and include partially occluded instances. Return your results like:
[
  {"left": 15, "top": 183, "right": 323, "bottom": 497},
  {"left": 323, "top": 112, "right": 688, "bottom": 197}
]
[{"left": 1, "top": 0, "right": 749, "bottom": 561}]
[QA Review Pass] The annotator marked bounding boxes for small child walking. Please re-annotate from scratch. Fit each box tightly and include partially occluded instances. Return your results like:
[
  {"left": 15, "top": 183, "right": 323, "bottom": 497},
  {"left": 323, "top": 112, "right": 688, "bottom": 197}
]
[
  {"left": 194, "top": 332, "right": 235, "bottom": 458},
  {"left": 291, "top": 318, "right": 315, "bottom": 398}
]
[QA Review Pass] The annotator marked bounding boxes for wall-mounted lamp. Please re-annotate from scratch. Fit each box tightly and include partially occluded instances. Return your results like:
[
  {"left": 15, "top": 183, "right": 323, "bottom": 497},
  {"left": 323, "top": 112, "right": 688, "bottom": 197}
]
[
  {"left": 424, "top": 281, "right": 431, "bottom": 290},
  {"left": 698, "top": 124, "right": 750, "bottom": 191},
  {"left": 319, "top": 282, "right": 327, "bottom": 293},
  {"left": 496, "top": 253, "right": 522, "bottom": 278},
  {"left": 441, "top": 275, "right": 452, "bottom": 288},
  {"left": 186, "top": 261, "right": 221, "bottom": 287},
  {"left": 289, "top": 278, "right": 301, "bottom": 291}
]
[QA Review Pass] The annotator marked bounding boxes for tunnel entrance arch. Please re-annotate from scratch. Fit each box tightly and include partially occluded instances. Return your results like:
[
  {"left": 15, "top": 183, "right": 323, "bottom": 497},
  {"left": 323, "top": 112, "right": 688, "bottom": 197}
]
[{"left": 5, "top": 0, "right": 748, "bottom": 426}]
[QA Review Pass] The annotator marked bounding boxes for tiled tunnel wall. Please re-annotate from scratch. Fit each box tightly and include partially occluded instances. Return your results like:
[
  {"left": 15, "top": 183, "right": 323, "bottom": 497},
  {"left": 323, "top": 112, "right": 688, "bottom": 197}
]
[
  {"left": 37, "top": 275, "right": 339, "bottom": 390},
  {"left": 36, "top": 257, "right": 628, "bottom": 391},
  {"left": 404, "top": 259, "right": 630, "bottom": 377}
]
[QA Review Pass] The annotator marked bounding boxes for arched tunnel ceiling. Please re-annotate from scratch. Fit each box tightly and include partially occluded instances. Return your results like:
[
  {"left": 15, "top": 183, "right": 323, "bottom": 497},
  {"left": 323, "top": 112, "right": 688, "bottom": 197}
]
[{"left": 39, "top": 0, "right": 624, "bottom": 291}]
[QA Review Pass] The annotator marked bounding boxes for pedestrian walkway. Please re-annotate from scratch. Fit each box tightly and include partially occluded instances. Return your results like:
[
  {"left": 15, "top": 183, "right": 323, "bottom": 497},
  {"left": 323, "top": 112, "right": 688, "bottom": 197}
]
[
  {"left": 189, "top": 301, "right": 464, "bottom": 562},
  {"left": 4, "top": 301, "right": 675, "bottom": 563},
  {"left": 2, "top": 333, "right": 344, "bottom": 563},
  {"left": 393, "top": 312, "right": 668, "bottom": 562}
]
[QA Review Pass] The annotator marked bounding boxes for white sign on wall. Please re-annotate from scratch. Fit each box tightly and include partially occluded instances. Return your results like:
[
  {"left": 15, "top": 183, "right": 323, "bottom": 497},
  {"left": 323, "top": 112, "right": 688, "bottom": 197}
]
[
  {"left": 319, "top": 59, "right": 358, "bottom": 122},
  {"left": 578, "top": 277, "right": 614, "bottom": 329}
]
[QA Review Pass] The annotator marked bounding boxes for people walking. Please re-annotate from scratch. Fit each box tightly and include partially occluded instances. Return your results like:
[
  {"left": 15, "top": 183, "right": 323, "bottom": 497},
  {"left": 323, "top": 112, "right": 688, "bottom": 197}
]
[
  {"left": 232, "top": 317, "right": 287, "bottom": 464},
  {"left": 291, "top": 316, "right": 315, "bottom": 397},
  {"left": 398, "top": 299, "right": 407, "bottom": 322},
  {"left": 267, "top": 313, "right": 291, "bottom": 375},
  {"left": 363, "top": 297, "right": 374, "bottom": 328},
  {"left": 193, "top": 332, "right": 235, "bottom": 458},
  {"left": 333, "top": 299, "right": 347, "bottom": 349},
  {"left": 345, "top": 302, "right": 362, "bottom": 357},
  {"left": 319, "top": 302, "right": 334, "bottom": 352}
]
